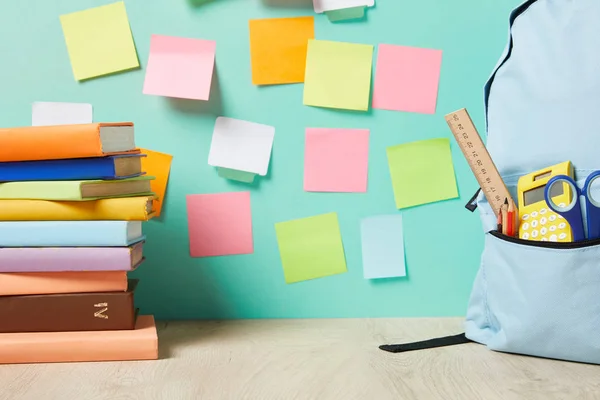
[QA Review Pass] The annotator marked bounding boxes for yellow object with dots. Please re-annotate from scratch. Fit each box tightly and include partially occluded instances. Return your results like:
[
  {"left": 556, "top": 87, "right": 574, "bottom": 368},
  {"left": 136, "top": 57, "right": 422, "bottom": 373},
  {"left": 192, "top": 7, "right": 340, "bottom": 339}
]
[{"left": 517, "top": 161, "right": 574, "bottom": 242}]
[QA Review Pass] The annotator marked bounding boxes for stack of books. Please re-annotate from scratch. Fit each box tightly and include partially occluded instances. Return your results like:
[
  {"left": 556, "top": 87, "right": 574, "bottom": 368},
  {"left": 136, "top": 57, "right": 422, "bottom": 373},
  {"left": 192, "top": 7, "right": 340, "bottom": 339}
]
[{"left": 0, "top": 122, "right": 159, "bottom": 364}]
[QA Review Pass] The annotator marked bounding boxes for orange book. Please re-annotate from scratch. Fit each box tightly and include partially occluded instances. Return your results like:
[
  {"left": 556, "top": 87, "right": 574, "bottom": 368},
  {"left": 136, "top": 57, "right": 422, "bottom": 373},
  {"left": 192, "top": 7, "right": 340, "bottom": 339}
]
[
  {"left": 0, "top": 271, "right": 128, "bottom": 296},
  {"left": 0, "top": 122, "right": 137, "bottom": 162},
  {"left": 0, "top": 315, "right": 158, "bottom": 364}
]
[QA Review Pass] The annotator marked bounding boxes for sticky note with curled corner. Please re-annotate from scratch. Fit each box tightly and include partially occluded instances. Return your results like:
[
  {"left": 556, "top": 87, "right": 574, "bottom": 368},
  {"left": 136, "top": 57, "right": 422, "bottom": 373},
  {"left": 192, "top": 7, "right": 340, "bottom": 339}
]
[
  {"left": 208, "top": 117, "right": 275, "bottom": 176},
  {"left": 361, "top": 214, "right": 406, "bottom": 279},
  {"left": 386, "top": 138, "right": 458, "bottom": 209},
  {"left": 143, "top": 35, "right": 216, "bottom": 100},
  {"left": 313, "top": 0, "right": 374, "bottom": 13},
  {"left": 325, "top": 6, "right": 365, "bottom": 22},
  {"left": 303, "top": 39, "right": 373, "bottom": 111},
  {"left": 373, "top": 44, "right": 443, "bottom": 114},
  {"left": 218, "top": 167, "right": 256, "bottom": 183}
]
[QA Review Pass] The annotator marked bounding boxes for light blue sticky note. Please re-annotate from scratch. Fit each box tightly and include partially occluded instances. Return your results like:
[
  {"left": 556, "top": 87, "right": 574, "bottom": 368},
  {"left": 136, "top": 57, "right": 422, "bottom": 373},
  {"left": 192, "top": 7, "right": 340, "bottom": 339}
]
[
  {"left": 360, "top": 214, "right": 406, "bottom": 279},
  {"left": 325, "top": 6, "right": 366, "bottom": 22}
]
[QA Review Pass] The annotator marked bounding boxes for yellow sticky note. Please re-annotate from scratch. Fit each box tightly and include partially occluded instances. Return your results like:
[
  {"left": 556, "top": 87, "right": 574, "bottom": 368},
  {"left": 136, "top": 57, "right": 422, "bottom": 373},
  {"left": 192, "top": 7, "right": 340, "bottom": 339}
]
[
  {"left": 303, "top": 39, "right": 374, "bottom": 111},
  {"left": 275, "top": 212, "right": 347, "bottom": 284},
  {"left": 139, "top": 149, "right": 173, "bottom": 217},
  {"left": 60, "top": 2, "right": 139, "bottom": 81},
  {"left": 386, "top": 138, "right": 458, "bottom": 209},
  {"left": 249, "top": 16, "right": 315, "bottom": 85}
]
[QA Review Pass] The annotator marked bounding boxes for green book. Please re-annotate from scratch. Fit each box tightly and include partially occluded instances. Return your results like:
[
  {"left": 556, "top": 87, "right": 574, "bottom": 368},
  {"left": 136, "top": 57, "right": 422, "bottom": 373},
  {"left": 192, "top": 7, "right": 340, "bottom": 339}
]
[{"left": 0, "top": 176, "right": 155, "bottom": 201}]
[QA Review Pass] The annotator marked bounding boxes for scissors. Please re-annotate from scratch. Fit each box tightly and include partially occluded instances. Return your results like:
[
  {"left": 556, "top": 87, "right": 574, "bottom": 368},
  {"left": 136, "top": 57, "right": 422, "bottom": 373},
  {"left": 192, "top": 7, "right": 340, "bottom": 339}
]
[{"left": 544, "top": 171, "right": 600, "bottom": 241}]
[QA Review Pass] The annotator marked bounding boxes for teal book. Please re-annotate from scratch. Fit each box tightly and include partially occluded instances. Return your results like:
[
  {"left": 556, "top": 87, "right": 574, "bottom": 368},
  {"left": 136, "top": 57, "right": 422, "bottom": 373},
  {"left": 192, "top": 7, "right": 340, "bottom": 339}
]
[
  {"left": 0, "top": 221, "right": 144, "bottom": 247},
  {"left": 0, "top": 176, "right": 154, "bottom": 201}
]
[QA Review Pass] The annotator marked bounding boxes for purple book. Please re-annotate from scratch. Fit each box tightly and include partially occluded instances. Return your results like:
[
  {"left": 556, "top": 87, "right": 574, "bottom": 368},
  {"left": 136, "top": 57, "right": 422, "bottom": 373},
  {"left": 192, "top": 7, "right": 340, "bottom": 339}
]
[{"left": 0, "top": 241, "right": 144, "bottom": 272}]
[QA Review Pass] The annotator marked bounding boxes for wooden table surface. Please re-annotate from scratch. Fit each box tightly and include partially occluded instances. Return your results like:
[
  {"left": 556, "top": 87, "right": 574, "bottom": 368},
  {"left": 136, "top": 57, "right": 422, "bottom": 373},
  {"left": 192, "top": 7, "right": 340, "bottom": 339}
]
[{"left": 1, "top": 318, "right": 599, "bottom": 400}]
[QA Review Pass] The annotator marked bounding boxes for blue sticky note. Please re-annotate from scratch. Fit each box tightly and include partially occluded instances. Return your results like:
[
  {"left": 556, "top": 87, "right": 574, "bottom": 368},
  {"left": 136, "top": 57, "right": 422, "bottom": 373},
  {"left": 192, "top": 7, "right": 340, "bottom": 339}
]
[{"left": 360, "top": 215, "right": 406, "bottom": 279}]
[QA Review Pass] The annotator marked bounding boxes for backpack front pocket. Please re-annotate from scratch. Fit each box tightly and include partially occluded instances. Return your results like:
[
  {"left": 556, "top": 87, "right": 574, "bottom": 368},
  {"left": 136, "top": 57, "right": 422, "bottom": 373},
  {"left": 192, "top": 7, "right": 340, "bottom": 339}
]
[{"left": 476, "top": 232, "right": 600, "bottom": 364}]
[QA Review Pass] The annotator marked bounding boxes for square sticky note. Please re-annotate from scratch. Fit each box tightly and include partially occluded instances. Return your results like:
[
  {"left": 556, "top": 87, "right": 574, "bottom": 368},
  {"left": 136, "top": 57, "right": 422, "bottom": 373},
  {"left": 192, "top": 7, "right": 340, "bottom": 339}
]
[
  {"left": 208, "top": 117, "right": 275, "bottom": 175},
  {"left": 249, "top": 17, "right": 314, "bottom": 85},
  {"left": 304, "top": 40, "right": 374, "bottom": 111},
  {"left": 186, "top": 192, "right": 253, "bottom": 257},
  {"left": 139, "top": 149, "right": 173, "bottom": 217},
  {"left": 373, "top": 44, "right": 443, "bottom": 114},
  {"left": 275, "top": 212, "right": 347, "bottom": 283},
  {"left": 60, "top": 2, "right": 139, "bottom": 81},
  {"left": 32, "top": 102, "right": 92, "bottom": 126},
  {"left": 313, "top": 0, "right": 374, "bottom": 13},
  {"left": 304, "top": 128, "right": 369, "bottom": 192},
  {"left": 386, "top": 138, "right": 458, "bottom": 209},
  {"left": 143, "top": 35, "right": 216, "bottom": 100},
  {"left": 361, "top": 215, "right": 406, "bottom": 279}
]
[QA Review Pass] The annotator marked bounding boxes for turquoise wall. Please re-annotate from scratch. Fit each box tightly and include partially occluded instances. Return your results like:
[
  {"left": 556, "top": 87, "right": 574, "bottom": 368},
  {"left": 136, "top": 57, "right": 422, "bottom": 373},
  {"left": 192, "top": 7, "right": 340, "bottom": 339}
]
[{"left": 0, "top": 0, "right": 522, "bottom": 319}]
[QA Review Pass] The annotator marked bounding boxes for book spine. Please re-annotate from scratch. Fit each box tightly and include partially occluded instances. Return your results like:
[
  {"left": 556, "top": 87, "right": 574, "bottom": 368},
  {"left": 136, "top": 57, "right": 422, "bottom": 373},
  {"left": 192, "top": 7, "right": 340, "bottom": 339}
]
[
  {"left": 0, "top": 221, "right": 136, "bottom": 247},
  {"left": 0, "top": 124, "right": 102, "bottom": 162},
  {"left": 0, "top": 157, "right": 116, "bottom": 181},
  {"left": 0, "top": 283, "right": 137, "bottom": 333},
  {"left": 0, "top": 197, "right": 154, "bottom": 221},
  {"left": 0, "top": 315, "right": 158, "bottom": 364},
  {"left": 0, "top": 271, "right": 128, "bottom": 296},
  {"left": 0, "top": 246, "right": 139, "bottom": 272},
  {"left": 0, "top": 181, "right": 83, "bottom": 201}
]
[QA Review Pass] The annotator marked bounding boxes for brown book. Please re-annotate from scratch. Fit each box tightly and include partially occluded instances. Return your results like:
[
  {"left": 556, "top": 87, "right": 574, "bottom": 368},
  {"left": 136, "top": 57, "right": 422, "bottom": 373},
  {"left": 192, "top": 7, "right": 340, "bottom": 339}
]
[{"left": 0, "top": 280, "right": 139, "bottom": 333}]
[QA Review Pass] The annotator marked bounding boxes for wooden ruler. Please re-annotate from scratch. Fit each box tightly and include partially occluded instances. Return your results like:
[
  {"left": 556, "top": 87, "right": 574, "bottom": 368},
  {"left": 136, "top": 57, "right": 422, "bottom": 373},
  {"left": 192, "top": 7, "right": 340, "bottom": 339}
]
[{"left": 445, "top": 108, "right": 512, "bottom": 217}]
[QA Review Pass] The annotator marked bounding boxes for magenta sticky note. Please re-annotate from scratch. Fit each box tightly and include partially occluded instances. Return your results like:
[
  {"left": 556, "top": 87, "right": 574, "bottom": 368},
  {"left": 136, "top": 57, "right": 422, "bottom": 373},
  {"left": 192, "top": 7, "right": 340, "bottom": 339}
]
[
  {"left": 304, "top": 128, "right": 370, "bottom": 192},
  {"left": 372, "top": 44, "right": 442, "bottom": 114},
  {"left": 186, "top": 192, "right": 253, "bottom": 257},
  {"left": 143, "top": 34, "right": 216, "bottom": 101}
]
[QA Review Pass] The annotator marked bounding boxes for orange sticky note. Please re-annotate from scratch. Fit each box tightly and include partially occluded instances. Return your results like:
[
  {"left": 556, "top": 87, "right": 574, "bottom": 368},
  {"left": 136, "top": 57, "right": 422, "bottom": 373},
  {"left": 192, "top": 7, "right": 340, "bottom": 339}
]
[
  {"left": 139, "top": 149, "right": 173, "bottom": 217},
  {"left": 249, "top": 16, "right": 315, "bottom": 85}
]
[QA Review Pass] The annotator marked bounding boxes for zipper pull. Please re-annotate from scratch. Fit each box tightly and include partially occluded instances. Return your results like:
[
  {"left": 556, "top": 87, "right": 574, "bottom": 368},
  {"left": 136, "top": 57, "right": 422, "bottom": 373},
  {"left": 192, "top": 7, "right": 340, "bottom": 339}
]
[{"left": 465, "top": 188, "right": 481, "bottom": 212}]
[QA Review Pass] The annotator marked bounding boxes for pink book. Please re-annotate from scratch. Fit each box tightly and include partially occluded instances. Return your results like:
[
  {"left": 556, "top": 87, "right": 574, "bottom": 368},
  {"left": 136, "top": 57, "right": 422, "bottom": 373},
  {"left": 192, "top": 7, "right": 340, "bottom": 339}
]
[
  {"left": 0, "top": 271, "right": 128, "bottom": 296},
  {"left": 0, "top": 315, "right": 158, "bottom": 364},
  {"left": 0, "top": 241, "right": 144, "bottom": 272}
]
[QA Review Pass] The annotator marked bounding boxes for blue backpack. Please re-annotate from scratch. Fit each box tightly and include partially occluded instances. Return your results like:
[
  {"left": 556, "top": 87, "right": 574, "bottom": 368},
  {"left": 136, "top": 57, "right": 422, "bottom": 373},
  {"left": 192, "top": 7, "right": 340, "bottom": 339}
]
[{"left": 380, "top": 0, "right": 600, "bottom": 364}]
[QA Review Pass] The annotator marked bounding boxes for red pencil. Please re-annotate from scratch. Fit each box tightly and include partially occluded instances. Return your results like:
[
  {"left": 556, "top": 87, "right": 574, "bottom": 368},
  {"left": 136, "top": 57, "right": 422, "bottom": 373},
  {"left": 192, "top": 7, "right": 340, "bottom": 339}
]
[{"left": 507, "top": 199, "right": 515, "bottom": 237}]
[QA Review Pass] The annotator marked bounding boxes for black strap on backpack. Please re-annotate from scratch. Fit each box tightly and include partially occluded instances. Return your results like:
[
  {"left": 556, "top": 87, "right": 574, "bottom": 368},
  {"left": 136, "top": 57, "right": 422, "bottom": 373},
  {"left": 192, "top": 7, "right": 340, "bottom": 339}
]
[{"left": 379, "top": 333, "right": 472, "bottom": 353}]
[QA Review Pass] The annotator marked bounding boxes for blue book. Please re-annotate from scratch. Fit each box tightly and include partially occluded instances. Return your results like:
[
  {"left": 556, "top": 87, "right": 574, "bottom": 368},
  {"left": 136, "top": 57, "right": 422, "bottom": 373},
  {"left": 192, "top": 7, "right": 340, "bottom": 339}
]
[
  {"left": 0, "top": 154, "right": 145, "bottom": 182},
  {"left": 0, "top": 221, "right": 145, "bottom": 247}
]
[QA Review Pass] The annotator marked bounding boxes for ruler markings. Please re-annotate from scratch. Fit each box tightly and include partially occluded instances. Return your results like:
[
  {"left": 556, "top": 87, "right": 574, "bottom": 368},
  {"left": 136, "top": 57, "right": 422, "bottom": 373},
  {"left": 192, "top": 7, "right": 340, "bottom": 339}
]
[{"left": 445, "top": 108, "right": 513, "bottom": 217}]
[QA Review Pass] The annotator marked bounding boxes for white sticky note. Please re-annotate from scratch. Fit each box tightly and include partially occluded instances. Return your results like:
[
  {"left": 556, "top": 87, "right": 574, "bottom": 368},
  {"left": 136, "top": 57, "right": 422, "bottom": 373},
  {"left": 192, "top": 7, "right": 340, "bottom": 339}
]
[
  {"left": 208, "top": 117, "right": 275, "bottom": 176},
  {"left": 32, "top": 102, "right": 93, "bottom": 126},
  {"left": 313, "top": 0, "right": 374, "bottom": 13},
  {"left": 361, "top": 215, "right": 406, "bottom": 279}
]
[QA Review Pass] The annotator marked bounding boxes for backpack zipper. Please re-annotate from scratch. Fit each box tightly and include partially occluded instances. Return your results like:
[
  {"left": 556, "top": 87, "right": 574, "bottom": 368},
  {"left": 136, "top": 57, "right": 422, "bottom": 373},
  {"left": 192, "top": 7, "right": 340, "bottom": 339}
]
[{"left": 490, "top": 230, "right": 600, "bottom": 249}]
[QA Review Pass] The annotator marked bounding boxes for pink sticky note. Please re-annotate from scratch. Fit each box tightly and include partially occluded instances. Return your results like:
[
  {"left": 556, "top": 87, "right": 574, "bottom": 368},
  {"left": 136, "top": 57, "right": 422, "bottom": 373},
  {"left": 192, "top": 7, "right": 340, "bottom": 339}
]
[
  {"left": 143, "top": 34, "right": 216, "bottom": 100},
  {"left": 304, "top": 128, "right": 370, "bottom": 192},
  {"left": 186, "top": 192, "right": 253, "bottom": 257},
  {"left": 373, "top": 44, "right": 442, "bottom": 114}
]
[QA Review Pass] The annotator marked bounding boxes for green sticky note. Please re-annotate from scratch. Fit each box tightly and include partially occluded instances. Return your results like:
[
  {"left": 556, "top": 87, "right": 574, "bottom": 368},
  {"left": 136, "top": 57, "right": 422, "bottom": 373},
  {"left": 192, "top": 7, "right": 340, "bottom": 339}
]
[
  {"left": 386, "top": 138, "right": 458, "bottom": 209},
  {"left": 325, "top": 6, "right": 366, "bottom": 22},
  {"left": 275, "top": 212, "right": 347, "bottom": 284},
  {"left": 60, "top": 2, "right": 139, "bottom": 81},
  {"left": 218, "top": 167, "right": 256, "bottom": 183},
  {"left": 303, "top": 39, "right": 374, "bottom": 111}
]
